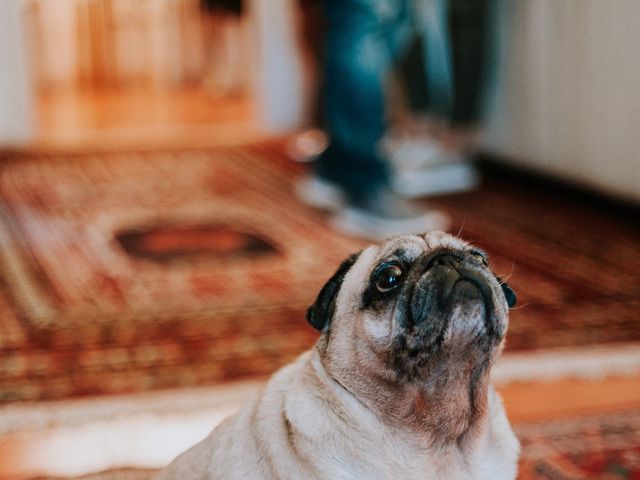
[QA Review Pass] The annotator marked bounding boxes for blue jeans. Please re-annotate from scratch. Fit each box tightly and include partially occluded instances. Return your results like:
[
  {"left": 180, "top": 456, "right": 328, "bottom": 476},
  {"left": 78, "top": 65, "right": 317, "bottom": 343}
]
[{"left": 317, "top": 0, "right": 490, "bottom": 198}]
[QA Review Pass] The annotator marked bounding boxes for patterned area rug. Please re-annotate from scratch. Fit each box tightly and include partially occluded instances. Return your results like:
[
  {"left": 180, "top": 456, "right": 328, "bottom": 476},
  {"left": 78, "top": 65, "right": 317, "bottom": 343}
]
[
  {"left": 517, "top": 409, "right": 640, "bottom": 480},
  {"left": 0, "top": 147, "right": 362, "bottom": 402},
  {"left": 0, "top": 146, "right": 638, "bottom": 402}
]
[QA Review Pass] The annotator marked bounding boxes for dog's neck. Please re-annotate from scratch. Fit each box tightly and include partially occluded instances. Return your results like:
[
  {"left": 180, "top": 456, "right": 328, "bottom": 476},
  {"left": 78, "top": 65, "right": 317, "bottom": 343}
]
[
  {"left": 398, "top": 359, "right": 492, "bottom": 445},
  {"left": 316, "top": 345, "right": 493, "bottom": 447}
]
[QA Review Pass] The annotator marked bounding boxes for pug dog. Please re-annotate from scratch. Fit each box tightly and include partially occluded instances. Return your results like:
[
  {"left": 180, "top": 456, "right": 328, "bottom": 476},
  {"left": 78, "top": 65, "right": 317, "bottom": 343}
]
[{"left": 158, "top": 232, "right": 520, "bottom": 480}]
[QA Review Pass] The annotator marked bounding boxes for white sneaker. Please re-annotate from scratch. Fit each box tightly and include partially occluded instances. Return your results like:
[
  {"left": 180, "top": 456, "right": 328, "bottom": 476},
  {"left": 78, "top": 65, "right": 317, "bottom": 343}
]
[
  {"left": 295, "top": 175, "right": 346, "bottom": 211},
  {"left": 296, "top": 175, "right": 450, "bottom": 240},
  {"left": 331, "top": 207, "right": 449, "bottom": 241},
  {"left": 382, "top": 133, "right": 480, "bottom": 198},
  {"left": 392, "top": 162, "right": 480, "bottom": 198},
  {"left": 383, "top": 133, "right": 459, "bottom": 170},
  {"left": 330, "top": 188, "right": 449, "bottom": 241}
]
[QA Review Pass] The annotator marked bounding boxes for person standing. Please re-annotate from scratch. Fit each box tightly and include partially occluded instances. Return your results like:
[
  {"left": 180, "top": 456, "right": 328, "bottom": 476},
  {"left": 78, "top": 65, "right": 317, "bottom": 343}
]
[{"left": 297, "top": 0, "right": 491, "bottom": 240}]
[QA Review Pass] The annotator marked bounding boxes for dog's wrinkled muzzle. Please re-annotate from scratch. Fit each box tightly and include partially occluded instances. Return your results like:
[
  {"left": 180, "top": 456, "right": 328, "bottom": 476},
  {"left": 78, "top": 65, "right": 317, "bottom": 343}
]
[
  {"left": 430, "top": 254, "right": 483, "bottom": 304},
  {"left": 404, "top": 252, "right": 505, "bottom": 345}
]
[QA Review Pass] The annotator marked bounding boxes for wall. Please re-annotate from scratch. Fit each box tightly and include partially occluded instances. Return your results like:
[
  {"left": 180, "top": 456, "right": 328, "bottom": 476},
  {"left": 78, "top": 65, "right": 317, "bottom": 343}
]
[
  {"left": 484, "top": 0, "right": 640, "bottom": 202},
  {"left": 247, "top": 0, "right": 308, "bottom": 131},
  {"left": 0, "top": 0, "right": 34, "bottom": 146}
]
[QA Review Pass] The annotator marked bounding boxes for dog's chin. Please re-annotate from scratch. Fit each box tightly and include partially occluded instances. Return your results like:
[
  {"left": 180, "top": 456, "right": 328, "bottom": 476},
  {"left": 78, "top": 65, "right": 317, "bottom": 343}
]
[{"left": 443, "top": 280, "right": 488, "bottom": 341}]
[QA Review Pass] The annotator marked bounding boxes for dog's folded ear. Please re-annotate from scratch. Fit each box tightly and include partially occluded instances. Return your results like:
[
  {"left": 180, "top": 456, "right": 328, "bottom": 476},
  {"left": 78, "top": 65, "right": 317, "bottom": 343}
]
[
  {"left": 307, "top": 252, "right": 360, "bottom": 331},
  {"left": 496, "top": 276, "right": 517, "bottom": 308}
]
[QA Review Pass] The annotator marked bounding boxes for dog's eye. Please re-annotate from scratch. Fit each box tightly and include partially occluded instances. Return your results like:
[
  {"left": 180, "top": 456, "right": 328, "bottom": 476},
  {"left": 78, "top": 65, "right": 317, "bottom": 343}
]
[{"left": 375, "top": 264, "right": 403, "bottom": 292}]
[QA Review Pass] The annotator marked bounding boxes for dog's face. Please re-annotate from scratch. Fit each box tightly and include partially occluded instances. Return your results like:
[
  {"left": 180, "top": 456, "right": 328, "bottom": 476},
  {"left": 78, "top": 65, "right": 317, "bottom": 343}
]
[{"left": 307, "top": 232, "right": 516, "bottom": 435}]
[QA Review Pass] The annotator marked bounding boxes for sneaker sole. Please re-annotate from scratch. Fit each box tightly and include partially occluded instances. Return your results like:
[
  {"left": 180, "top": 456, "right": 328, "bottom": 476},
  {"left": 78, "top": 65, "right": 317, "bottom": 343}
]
[
  {"left": 294, "top": 177, "right": 346, "bottom": 211},
  {"left": 330, "top": 207, "right": 450, "bottom": 241},
  {"left": 393, "top": 162, "right": 480, "bottom": 198}
]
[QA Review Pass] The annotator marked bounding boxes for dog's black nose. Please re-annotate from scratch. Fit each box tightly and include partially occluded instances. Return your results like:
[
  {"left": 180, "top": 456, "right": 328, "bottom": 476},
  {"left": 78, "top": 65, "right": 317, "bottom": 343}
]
[
  {"left": 427, "top": 254, "right": 463, "bottom": 293},
  {"left": 428, "top": 253, "right": 463, "bottom": 271}
]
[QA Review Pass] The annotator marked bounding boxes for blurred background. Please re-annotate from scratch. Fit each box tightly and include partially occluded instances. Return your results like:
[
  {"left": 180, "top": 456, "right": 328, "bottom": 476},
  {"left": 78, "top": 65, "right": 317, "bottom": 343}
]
[{"left": 0, "top": 1, "right": 638, "bottom": 479}]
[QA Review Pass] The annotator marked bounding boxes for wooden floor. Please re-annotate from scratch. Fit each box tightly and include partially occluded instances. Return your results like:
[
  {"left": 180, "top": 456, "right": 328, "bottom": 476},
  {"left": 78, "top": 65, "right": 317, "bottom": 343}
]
[
  {"left": 501, "top": 375, "right": 640, "bottom": 423},
  {"left": 31, "top": 86, "right": 266, "bottom": 153}
]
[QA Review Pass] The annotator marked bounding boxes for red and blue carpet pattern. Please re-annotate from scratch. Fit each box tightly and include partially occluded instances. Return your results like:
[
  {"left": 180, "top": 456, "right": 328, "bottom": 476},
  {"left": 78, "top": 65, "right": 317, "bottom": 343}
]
[
  {"left": 517, "top": 409, "right": 640, "bottom": 480},
  {"left": 0, "top": 146, "right": 638, "bottom": 402}
]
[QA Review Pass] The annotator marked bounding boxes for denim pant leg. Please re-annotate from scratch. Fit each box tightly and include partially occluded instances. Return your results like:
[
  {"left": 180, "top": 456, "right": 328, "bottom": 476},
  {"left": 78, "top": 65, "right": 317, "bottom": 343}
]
[
  {"left": 318, "top": 0, "right": 413, "bottom": 199},
  {"left": 447, "top": 0, "right": 491, "bottom": 125},
  {"left": 413, "top": 0, "right": 491, "bottom": 126}
]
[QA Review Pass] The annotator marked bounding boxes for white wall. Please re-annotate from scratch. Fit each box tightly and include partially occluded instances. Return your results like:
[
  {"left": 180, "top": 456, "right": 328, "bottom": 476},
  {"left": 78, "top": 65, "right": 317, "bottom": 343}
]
[
  {"left": 484, "top": 0, "right": 640, "bottom": 202},
  {"left": 247, "top": 0, "right": 309, "bottom": 131},
  {"left": 0, "top": 0, "right": 35, "bottom": 146}
]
